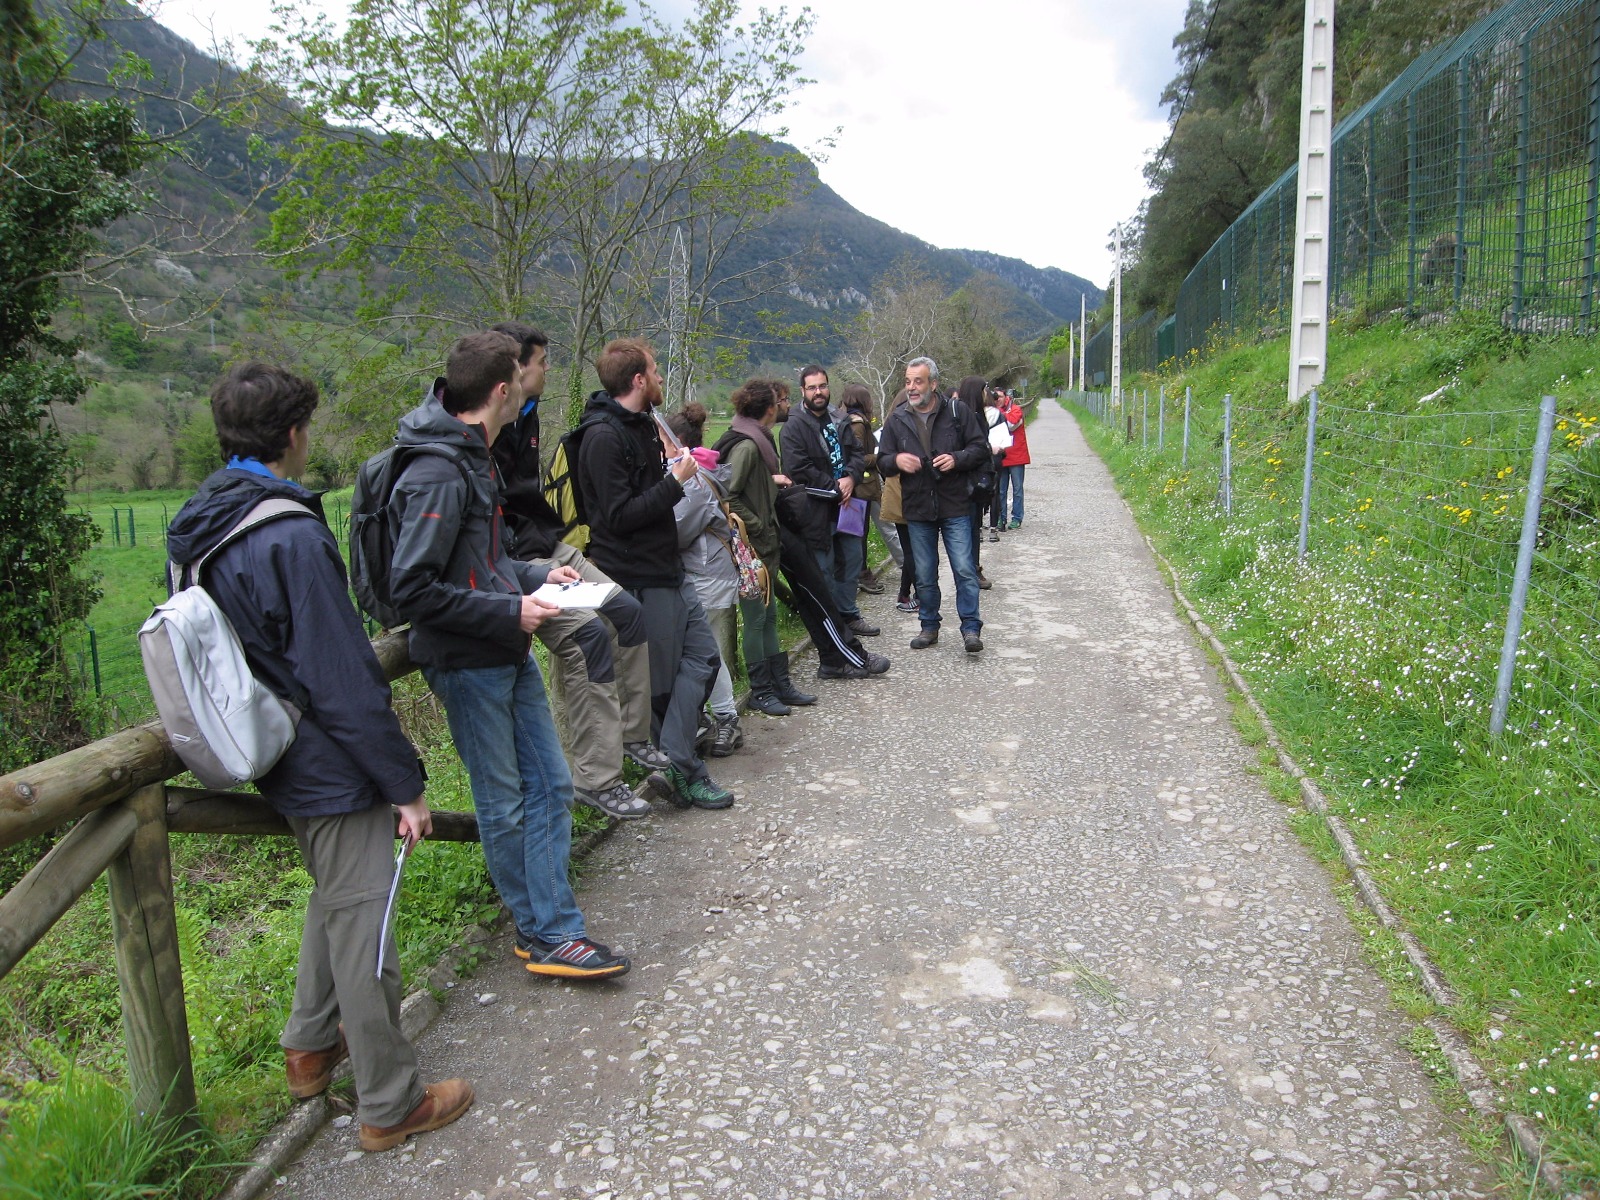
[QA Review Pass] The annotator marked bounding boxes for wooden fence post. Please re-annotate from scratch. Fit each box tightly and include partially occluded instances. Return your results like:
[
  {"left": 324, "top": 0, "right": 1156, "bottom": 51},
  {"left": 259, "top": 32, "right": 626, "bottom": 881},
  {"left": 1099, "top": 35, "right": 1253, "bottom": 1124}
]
[{"left": 107, "top": 782, "right": 197, "bottom": 1130}]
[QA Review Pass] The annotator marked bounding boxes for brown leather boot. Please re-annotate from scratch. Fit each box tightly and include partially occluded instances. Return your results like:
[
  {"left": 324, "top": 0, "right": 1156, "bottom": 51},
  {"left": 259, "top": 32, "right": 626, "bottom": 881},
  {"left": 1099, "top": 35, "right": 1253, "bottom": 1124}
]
[
  {"left": 359, "top": 1079, "right": 475, "bottom": 1152},
  {"left": 284, "top": 1030, "right": 348, "bottom": 1099}
]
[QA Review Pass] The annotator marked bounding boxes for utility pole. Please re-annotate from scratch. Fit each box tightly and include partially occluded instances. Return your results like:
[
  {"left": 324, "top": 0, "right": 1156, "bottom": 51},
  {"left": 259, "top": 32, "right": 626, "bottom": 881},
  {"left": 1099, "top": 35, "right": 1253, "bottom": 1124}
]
[
  {"left": 1288, "top": 0, "right": 1335, "bottom": 402},
  {"left": 1111, "top": 226, "right": 1123, "bottom": 413},
  {"left": 1079, "top": 294, "right": 1087, "bottom": 390}
]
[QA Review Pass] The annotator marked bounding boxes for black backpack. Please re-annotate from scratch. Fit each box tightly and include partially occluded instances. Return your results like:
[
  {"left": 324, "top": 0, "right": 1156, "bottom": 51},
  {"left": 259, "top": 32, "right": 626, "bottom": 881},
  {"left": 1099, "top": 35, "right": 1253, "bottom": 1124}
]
[
  {"left": 544, "top": 412, "right": 635, "bottom": 550},
  {"left": 349, "top": 443, "right": 472, "bottom": 628}
]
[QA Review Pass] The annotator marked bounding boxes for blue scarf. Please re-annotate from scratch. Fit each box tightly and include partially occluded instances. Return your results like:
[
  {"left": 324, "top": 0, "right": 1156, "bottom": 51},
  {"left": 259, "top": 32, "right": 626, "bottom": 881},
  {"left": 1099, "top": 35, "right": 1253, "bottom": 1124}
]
[{"left": 227, "top": 456, "right": 278, "bottom": 480}]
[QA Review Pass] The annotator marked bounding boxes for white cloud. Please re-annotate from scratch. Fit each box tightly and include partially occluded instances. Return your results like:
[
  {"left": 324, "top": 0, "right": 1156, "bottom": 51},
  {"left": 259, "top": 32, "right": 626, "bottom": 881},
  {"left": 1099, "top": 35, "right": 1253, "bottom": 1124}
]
[{"left": 148, "top": 0, "right": 1187, "bottom": 285}]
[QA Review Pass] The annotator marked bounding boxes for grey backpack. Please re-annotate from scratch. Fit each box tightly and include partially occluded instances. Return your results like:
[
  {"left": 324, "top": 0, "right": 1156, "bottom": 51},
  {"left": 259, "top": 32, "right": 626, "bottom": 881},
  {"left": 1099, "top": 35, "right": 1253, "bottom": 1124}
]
[{"left": 139, "top": 499, "right": 313, "bottom": 789}]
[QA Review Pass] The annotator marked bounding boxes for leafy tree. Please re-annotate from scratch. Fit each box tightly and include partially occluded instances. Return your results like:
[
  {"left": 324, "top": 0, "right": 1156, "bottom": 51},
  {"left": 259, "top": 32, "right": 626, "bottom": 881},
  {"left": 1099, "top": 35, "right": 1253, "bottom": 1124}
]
[
  {"left": 257, "top": 0, "right": 814, "bottom": 430},
  {"left": 0, "top": 0, "right": 154, "bottom": 774}
]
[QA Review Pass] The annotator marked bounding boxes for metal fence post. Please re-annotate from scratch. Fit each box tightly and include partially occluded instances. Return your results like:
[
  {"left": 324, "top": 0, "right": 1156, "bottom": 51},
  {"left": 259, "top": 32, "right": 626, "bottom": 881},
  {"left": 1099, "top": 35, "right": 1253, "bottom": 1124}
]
[
  {"left": 88, "top": 626, "right": 102, "bottom": 694},
  {"left": 1182, "top": 387, "right": 1192, "bottom": 468},
  {"left": 1490, "top": 395, "right": 1558, "bottom": 736},
  {"left": 1512, "top": 32, "right": 1533, "bottom": 325},
  {"left": 128, "top": 507, "right": 136, "bottom": 548},
  {"left": 1221, "top": 393, "right": 1234, "bottom": 515},
  {"left": 1298, "top": 388, "right": 1319, "bottom": 560},
  {"left": 1582, "top": 4, "right": 1600, "bottom": 328},
  {"left": 1158, "top": 386, "right": 1165, "bottom": 451},
  {"left": 1453, "top": 58, "right": 1470, "bottom": 307},
  {"left": 1142, "top": 390, "right": 1148, "bottom": 448},
  {"left": 1406, "top": 93, "right": 1418, "bottom": 313},
  {"left": 112, "top": 508, "right": 121, "bottom": 547}
]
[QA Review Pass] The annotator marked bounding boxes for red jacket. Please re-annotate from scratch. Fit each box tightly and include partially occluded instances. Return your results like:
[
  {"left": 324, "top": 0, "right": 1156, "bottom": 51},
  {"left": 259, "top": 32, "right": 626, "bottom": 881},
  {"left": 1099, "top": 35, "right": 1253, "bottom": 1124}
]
[{"left": 1000, "top": 399, "right": 1030, "bottom": 467}]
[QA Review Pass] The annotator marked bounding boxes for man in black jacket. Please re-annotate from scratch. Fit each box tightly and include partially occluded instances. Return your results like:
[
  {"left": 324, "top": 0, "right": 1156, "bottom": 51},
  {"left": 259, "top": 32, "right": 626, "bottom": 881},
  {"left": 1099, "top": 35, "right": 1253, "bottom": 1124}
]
[
  {"left": 876, "top": 356, "right": 990, "bottom": 653},
  {"left": 574, "top": 338, "right": 734, "bottom": 811},
  {"left": 166, "top": 363, "right": 473, "bottom": 1152},
  {"left": 486, "top": 322, "right": 664, "bottom": 823},
  {"left": 780, "top": 365, "right": 878, "bottom": 638},
  {"left": 389, "top": 331, "right": 631, "bottom": 980}
]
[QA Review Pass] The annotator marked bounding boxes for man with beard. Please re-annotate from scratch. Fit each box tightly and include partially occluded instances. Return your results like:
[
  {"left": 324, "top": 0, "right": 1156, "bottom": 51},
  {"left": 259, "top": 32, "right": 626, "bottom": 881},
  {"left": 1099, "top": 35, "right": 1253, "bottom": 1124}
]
[
  {"left": 779, "top": 365, "right": 878, "bottom": 639},
  {"left": 876, "top": 356, "right": 989, "bottom": 653},
  {"left": 574, "top": 339, "right": 735, "bottom": 811}
]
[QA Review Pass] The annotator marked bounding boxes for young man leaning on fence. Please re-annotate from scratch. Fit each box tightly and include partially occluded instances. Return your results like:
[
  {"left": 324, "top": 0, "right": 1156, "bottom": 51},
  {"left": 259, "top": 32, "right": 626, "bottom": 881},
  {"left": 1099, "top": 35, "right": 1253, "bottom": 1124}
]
[
  {"left": 387, "top": 331, "right": 631, "bottom": 980},
  {"left": 165, "top": 363, "right": 473, "bottom": 1153}
]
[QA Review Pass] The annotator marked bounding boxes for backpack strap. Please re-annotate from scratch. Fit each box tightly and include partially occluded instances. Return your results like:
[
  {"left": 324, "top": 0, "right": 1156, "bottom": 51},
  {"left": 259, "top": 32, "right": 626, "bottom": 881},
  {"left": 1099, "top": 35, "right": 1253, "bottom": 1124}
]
[{"left": 174, "top": 498, "right": 316, "bottom": 592}]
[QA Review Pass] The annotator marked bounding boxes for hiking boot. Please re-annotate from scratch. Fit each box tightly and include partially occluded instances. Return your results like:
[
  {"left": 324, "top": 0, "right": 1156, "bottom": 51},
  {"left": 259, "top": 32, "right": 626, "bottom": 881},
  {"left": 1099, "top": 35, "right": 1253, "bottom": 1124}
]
[
  {"left": 285, "top": 1030, "right": 347, "bottom": 1099},
  {"left": 865, "top": 652, "right": 891, "bottom": 675},
  {"left": 977, "top": 569, "right": 993, "bottom": 591},
  {"left": 710, "top": 714, "right": 743, "bottom": 757},
  {"left": 516, "top": 933, "right": 631, "bottom": 979},
  {"left": 910, "top": 626, "right": 939, "bottom": 649},
  {"left": 359, "top": 1079, "right": 474, "bottom": 1152},
  {"left": 768, "top": 653, "right": 817, "bottom": 706},
  {"left": 857, "top": 576, "right": 885, "bottom": 595},
  {"left": 846, "top": 617, "right": 880, "bottom": 637},
  {"left": 895, "top": 595, "right": 919, "bottom": 613},
  {"left": 623, "top": 741, "right": 672, "bottom": 771},
  {"left": 817, "top": 661, "right": 870, "bottom": 680},
  {"left": 681, "top": 773, "right": 735, "bottom": 810},
  {"left": 694, "top": 711, "right": 715, "bottom": 757},
  {"left": 573, "top": 782, "right": 651, "bottom": 821},
  {"left": 643, "top": 769, "right": 689, "bottom": 809},
  {"left": 963, "top": 632, "right": 984, "bottom": 653}
]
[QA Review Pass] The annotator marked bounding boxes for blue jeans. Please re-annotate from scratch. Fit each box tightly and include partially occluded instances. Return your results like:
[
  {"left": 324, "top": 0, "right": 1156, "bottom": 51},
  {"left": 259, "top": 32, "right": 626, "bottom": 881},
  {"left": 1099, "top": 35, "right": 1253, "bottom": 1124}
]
[
  {"left": 423, "top": 655, "right": 585, "bottom": 945},
  {"left": 907, "top": 516, "right": 982, "bottom": 636},
  {"left": 813, "top": 538, "right": 861, "bottom": 620},
  {"left": 998, "top": 465, "right": 1025, "bottom": 524}
]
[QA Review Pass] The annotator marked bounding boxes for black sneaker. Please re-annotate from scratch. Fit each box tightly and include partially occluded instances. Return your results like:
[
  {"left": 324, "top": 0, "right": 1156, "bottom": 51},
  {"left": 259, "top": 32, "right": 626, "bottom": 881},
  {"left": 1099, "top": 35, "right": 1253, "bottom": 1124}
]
[
  {"left": 515, "top": 934, "right": 630, "bottom": 979},
  {"left": 624, "top": 741, "right": 672, "bottom": 771},
  {"left": 645, "top": 768, "right": 692, "bottom": 809},
  {"left": 895, "top": 596, "right": 919, "bottom": 613},
  {"left": 817, "top": 662, "right": 869, "bottom": 680},
  {"left": 865, "top": 652, "right": 891, "bottom": 675},
  {"left": 710, "top": 715, "right": 742, "bottom": 757},
  {"left": 694, "top": 711, "right": 715, "bottom": 757},
  {"left": 963, "top": 632, "right": 984, "bottom": 653}
]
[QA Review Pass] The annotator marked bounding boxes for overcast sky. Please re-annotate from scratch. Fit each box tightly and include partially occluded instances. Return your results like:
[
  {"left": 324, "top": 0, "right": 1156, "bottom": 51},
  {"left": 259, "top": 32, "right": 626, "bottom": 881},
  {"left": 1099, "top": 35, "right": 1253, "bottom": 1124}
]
[{"left": 148, "top": 0, "right": 1188, "bottom": 286}]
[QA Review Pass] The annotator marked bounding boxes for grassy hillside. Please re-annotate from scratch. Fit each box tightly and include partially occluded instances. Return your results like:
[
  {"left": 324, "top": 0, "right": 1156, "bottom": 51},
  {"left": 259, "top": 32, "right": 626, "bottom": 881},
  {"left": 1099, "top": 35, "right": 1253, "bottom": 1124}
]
[{"left": 1069, "top": 313, "right": 1600, "bottom": 1185}]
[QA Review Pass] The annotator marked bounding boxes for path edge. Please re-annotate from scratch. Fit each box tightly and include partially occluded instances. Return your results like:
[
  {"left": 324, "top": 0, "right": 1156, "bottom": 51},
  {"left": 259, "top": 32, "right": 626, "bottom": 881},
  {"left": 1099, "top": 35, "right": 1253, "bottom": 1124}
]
[
  {"left": 1141, "top": 533, "right": 1580, "bottom": 1200},
  {"left": 213, "top": 815, "right": 622, "bottom": 1200}
]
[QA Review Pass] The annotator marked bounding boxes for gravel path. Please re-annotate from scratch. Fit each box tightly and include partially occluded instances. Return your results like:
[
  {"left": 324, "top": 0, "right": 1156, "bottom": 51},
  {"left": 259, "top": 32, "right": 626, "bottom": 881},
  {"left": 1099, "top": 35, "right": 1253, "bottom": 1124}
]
[{"left": 277, "top": 401, "right": 1496, "bottom": 1200}]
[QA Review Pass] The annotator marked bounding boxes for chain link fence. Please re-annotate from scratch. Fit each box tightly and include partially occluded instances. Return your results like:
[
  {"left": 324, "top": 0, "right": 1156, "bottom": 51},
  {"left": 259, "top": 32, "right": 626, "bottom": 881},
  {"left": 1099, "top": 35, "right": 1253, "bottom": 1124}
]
[{"left": 1090, "top": 0, "right": 1600, "bottom": 379}]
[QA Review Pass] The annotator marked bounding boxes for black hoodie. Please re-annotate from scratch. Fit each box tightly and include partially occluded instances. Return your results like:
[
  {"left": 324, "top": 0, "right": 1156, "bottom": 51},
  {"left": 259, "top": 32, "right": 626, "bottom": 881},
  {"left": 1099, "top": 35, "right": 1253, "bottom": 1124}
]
[
  {"left": 573, "top": 390, "right": 685, "bottom": 589},
  {"left": 165, "top": 468, "right": 424, "bottom": 818}
]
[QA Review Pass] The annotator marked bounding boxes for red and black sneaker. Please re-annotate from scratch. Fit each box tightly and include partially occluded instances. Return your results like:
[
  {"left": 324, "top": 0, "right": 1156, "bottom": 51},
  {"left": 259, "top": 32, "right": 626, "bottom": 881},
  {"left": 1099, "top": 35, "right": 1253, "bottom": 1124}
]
[{"left": 515, "top": 934, "right": 630, "bottom": 980}]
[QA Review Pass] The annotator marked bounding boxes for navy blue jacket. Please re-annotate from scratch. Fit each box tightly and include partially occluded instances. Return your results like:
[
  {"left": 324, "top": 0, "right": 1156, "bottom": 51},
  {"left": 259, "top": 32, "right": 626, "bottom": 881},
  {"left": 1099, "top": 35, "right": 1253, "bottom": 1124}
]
[{"left": 166, "top": 468, "right": 424, "bottom": 818}]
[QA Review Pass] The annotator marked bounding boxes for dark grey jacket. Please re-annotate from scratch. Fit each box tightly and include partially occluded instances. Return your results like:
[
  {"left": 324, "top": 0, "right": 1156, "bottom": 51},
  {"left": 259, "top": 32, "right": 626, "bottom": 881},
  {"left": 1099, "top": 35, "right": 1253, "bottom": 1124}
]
[
  {"left": 876, "top": 396, "right": 990, "bottom": 522},
  {"left": 388, "top": 396, "right": 551, "bottom": 670},
  {"left": 166, "top": 468, "right": 423, "bottom": 818}
]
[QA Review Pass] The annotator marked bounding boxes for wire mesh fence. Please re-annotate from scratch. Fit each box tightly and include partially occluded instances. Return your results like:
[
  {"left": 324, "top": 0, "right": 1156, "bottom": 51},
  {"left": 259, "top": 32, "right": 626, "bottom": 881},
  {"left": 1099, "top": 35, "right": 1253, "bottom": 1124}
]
[
  {"left": 1087, "top": 0, "right": 1600, "bottom": 385},
  {"left": 1180, "top": 0, "right": 1600, "bottom": 356},
  {"left": 1065, "top": 385, "right": 1600, "bottom": 773}
]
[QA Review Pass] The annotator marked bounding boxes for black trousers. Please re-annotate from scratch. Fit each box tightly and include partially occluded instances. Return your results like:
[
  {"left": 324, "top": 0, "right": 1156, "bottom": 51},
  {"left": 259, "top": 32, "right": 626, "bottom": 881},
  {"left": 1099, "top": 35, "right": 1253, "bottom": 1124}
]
[{"left": 776, "top": 525, "right": 870, "bottom": 671}]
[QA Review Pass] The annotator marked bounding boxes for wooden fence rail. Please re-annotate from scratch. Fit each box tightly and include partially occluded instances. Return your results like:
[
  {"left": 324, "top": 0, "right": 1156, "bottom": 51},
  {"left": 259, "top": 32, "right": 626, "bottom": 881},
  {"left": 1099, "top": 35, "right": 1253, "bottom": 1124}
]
[{"left": 0, "top": 631, "right": 471, "bottom": 1131}]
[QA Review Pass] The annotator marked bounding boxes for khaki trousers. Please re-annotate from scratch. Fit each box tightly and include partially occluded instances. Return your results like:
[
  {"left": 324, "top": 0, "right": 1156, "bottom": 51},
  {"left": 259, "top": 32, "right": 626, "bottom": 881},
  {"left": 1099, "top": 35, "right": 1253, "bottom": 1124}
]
[{"left": 535, "top": 542, "right": 652, "bottom": 790}]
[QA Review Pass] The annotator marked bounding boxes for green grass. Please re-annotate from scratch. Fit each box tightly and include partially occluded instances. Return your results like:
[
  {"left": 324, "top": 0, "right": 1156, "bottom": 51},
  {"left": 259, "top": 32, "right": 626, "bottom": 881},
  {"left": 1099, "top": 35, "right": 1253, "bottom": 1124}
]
[{"left": 1068, "top": 311, "right": 1600, "bottom": 1185}]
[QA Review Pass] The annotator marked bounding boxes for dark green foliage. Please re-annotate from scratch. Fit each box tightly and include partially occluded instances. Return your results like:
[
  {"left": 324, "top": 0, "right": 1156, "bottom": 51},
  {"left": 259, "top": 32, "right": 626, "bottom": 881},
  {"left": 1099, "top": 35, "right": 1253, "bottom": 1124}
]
[{"left": 0, "top": 0, "right": 155, "bottom": 773}]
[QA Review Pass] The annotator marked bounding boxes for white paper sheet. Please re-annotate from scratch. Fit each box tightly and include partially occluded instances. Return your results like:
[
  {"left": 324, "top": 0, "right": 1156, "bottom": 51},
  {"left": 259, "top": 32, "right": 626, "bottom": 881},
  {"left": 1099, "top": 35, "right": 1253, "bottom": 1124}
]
[{"left": 531, "top": 580, "right": 618, "bottom": 609}]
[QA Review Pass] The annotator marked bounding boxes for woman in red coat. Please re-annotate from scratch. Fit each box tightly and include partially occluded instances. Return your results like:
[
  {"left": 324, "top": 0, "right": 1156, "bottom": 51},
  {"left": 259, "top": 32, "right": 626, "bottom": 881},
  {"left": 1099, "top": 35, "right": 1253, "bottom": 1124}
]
[{"left": 997, "top": 392, "right": 1030, "bottom": 529}]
